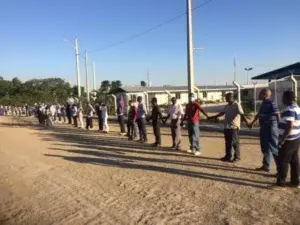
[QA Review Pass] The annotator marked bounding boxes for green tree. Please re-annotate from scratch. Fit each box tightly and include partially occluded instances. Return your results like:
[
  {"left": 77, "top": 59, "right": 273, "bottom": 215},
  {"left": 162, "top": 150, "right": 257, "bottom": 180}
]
[{"left": 140, "top": 81, "right": 147, "bottom": 87}]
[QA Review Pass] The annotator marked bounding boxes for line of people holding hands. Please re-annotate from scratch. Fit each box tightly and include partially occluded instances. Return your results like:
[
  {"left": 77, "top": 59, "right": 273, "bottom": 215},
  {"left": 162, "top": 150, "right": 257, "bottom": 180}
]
[{"left": 126, "top": 89, "right": 299, "bottom": 188}]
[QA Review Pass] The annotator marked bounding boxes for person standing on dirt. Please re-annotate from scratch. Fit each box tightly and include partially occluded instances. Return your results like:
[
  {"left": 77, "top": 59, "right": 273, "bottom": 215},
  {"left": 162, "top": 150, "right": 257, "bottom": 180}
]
[
  {"left": 276, "top": 91, "right": 300, "bottom": 188},
  {"left": 181, "top": 93, "right": 209, "bottom": 156},
  {"left": 147, "top": 97, "right": 164, "bottom": 147},
  {"left": 78, "top": 104, "right": 84, "bottom": 129},
  {"left": 86, "top": 103, "right": 95, "bottom": 130},
  {"left": 136, "top": 96, "right": 148, "bottom": 143},
  {"left": 66, "top": 103, "right": 72, "bottom": 124},
  {"left": 101, "top": 103, "right": 109, "bottom": 133},
  {"left": 127, "top": 100, "right": 138, "bottom": 140},
  {"left": 95, "top": 103, "right": 103, "bottom": 131},
  {"left": 210, "top": 93, "right": 249, "bottom": 162},
  {"left": 61, "top": 105, "right": 66, "bottom": 123},
  {"left": 164, "top": 97, "right": 184, "bottom": 150},
  {"left": 71, "top": 104, "right": 78, "bottom": 127},
  {"left": 117, "top": 98, "right": 126, "bottom": 135},
  {"left": 249, "top": 88, "right": 280, "bottom": 172}
]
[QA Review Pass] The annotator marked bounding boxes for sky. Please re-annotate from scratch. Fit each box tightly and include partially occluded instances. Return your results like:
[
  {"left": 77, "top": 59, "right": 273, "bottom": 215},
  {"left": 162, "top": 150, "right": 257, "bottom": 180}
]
[{"left": 0, "top": 0, "right": 299, "bottom": 87}]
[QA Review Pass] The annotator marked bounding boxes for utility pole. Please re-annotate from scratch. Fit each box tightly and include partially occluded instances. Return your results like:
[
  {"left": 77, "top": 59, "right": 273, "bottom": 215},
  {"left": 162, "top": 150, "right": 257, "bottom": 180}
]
[
  {"left": 84, "top": 50, "right": 90, "bottom": 102},
  {"left": 147, "top": 70, "right": 151, "bottom": 87},
  {"left": 93, "top": 61, "right": 96, "bottom": 91},
  {"left": 233, "top": 57, "right": 236, "bottom": 81},
  {"left": 74, "top": 38, "right": 81, "bottom": 97},
  {"left": 186, "top": 0, "right": 195, "bottom": 94}
]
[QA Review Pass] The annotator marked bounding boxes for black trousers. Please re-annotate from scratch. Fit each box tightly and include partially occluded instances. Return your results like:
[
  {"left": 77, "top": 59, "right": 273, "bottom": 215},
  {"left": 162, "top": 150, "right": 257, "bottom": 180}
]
[
  {"left": 86, "top": 117, "right": 93, "bottom": 129},
  {"left": 277, "top": 138, "right": 300, "bottom": 186},
  {"left": 73, "top": 116, "right": 78, "bottom": 127},
  {"left": 98, "top": 116, "right": 103, "bottom": 131},
  {"left": 224, "top": 129, "right": 240, "bottom": 159},
  {"left": 137, "top": 118, "right": 148, "bottom": 142},
  {"left": 127, "top": 120, "right": 132, "bottom": 137},
  {"left": 118, "top": 115, "right": 126, "bottom": 133},
  {"left": 153, "top": 123, "right": 161, "bottom": 145},
  {"left": 68, "top": 116, "right": 72, "bottom": 124}
]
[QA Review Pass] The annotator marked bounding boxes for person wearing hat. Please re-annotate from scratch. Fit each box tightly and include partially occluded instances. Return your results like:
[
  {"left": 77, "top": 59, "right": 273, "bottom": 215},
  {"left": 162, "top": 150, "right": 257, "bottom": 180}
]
[{"left": 181, "top": 93, "right": 209, "bottom": 156}]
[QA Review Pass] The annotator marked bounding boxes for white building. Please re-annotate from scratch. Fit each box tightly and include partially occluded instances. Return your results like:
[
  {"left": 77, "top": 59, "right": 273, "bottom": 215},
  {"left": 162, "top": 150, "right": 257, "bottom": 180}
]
[{"left": 116, "top": 83, "right": 268, "bottom": 111}]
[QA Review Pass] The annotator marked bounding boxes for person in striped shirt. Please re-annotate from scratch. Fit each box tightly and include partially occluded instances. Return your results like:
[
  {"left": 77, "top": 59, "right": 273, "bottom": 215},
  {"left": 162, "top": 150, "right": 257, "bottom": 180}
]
[
  {"left": 249, "top": 88, "right": 280, "bottom": 172},
  {"left": 276, "top": 91, "right": 300, "bottom": 188}
]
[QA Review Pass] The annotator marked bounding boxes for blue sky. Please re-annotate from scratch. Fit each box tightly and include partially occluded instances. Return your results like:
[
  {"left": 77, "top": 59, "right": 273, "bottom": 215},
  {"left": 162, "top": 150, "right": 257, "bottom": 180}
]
[{"left": 0, "top": 0, "right": 299, "bottom": 87}]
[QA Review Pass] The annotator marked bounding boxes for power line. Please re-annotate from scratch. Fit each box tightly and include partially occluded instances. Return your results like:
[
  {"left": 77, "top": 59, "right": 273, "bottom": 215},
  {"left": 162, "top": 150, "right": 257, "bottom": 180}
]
[{"left": 89, "top": 0, "right": 213, "bottom": 54}]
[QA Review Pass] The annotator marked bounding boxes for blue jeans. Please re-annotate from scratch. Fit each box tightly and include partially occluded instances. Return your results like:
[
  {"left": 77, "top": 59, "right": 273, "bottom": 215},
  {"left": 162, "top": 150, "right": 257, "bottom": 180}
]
[
  {"left": 260, "top": 121, "right": 279, "bottom": 169},
  {"left": 188, "top": 122, "right": 200, "bottom": 151}
]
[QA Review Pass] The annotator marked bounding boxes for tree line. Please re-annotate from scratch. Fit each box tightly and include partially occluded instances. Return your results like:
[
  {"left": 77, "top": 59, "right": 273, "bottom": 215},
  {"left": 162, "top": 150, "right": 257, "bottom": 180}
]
[{"left": 0, "top": 77, "right": 124, "bottom": 106}]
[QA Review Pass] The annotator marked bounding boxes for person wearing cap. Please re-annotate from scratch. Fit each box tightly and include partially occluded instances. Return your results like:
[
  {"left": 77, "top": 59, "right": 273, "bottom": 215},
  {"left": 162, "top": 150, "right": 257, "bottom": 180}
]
[
  {"left": 249, "top": 88, "right": 280, "bottom": 172},
  {"left": 165, "top": 97, "right": 184, "bottom": 150},
  {"left": 276, "top": 91, "right": 300, "bottom": 188},
  {"left": 210, "top": 92, "right": 249, "bottom": 162},
  {"left": 181, "top": 93, "right": 209, "bottom": 156}
]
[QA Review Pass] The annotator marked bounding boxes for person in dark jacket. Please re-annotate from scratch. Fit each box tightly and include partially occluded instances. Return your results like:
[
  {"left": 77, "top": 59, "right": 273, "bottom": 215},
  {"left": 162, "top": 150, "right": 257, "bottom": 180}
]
[
  {"left": 117, "top": 98, "right": 126, "bottom": 135},
  {"left": 148, "top": 97, "right": 164, "bottom": 147},
  {"left": 95, "top": 103, "right": 103, "bottom": 131},
  {"left": 66, "top": 103, "right": 72, "bottom": 124}
]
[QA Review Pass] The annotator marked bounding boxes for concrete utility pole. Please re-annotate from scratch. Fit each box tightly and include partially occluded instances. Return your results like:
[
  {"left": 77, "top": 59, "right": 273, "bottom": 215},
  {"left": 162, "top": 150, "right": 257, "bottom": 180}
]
[
  {"left": 186, "top": 0, "right": 195, "bottom": 94},
  {"left": 63, "top": 38, "right": 81, "bottom": 97},
  {"left": 147, "top": 70, "right": 151, "bottom": 87},
  {"left": 84, "top": 50, "right": 90, "bottom": 102},
  {"left": 93, "top": 61, "right": 97, "bottom": 91},
  {"left": 74, "top": 39, "right": 81, "bottom": 97}
]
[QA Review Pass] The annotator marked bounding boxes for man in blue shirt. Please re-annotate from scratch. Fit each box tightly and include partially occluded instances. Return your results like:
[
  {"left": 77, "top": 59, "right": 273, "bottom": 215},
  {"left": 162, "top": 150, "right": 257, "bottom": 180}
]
[
  {"left": 249, "top": 88, "right": 280, "bottom": 172},
  {"left": 276, "top": 91, "right": 300, "bottom": 188}
]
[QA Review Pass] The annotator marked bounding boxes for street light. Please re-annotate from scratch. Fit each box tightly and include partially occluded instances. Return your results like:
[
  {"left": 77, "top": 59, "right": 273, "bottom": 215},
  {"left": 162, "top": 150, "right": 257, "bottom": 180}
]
[
  {"left": 62, "top": 38, "right": 81, "bottom": 98},
  {"left": 245, "top": 67, "right": 253, "bottom": 85}
]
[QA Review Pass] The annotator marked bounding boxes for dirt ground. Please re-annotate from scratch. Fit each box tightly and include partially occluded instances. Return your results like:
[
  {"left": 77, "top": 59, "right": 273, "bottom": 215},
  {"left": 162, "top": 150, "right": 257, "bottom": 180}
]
[{"left": 0, "top": 116, "right": 300, "bottom": 225}]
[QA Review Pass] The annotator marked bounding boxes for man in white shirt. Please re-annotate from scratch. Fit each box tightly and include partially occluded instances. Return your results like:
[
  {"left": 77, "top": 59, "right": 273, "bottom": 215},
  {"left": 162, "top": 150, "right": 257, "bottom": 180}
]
[
  {"left": 165, "top": 97, "right": 184, "bottom": 150},
  {"left": 86, "top": 103, "right": 95, "bottom": 130},
  {"left": 100, "top": 103, "right": 109, "bottom": 133}
]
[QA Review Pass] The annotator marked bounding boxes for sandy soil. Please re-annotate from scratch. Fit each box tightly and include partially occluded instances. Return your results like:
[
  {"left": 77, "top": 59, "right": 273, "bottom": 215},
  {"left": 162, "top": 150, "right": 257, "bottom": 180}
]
[{"left": 0, "top": 116, "right": 300, "bottom": 225}]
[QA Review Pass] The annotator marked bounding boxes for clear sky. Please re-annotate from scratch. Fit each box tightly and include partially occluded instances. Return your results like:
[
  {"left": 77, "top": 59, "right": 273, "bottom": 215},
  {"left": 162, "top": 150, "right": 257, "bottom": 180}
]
[{"left": 0, "top": 0, "right": 299, "bottom": 87}]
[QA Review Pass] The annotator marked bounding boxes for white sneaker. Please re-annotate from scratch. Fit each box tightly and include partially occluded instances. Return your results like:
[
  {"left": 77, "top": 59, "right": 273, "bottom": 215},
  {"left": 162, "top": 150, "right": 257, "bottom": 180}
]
[
  {"left": 194, "top": 151, "right": 201, "bottom": 156},
  {"left": 187, "top": 149, "right": 193, "bottom": 153}
]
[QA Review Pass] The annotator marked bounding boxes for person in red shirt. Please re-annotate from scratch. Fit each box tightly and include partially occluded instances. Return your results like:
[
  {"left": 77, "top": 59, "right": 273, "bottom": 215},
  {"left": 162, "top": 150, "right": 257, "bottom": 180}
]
[{"left": 181, "top": 93, "right": 209, "bottom": 155}]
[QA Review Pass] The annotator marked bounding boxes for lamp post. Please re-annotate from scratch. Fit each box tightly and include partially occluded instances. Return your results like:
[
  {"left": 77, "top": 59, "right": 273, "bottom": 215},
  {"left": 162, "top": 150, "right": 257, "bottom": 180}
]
[
  {"left": 62, "top": 38, "right": 81, "bottom": 97},
  {"left": 245, "top": 67, "right": 253, "bottom": 85}
]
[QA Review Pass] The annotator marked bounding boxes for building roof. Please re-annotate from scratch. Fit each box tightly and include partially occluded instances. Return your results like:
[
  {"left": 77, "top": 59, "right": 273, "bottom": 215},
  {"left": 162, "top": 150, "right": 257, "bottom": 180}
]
[
  {"left": 252, "top": 62, "right": 300, "bottom": 80},
  {"left": 119, "top": 84, "right": 250, "bottom": 93}
]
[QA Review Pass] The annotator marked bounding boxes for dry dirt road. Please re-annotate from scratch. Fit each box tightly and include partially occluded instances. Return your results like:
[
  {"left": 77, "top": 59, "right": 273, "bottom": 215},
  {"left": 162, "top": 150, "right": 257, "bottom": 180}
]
[{"left": 0, "top": 116, "right": 300, "bottom": 225}]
